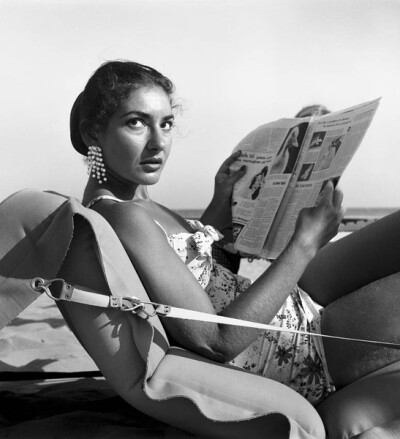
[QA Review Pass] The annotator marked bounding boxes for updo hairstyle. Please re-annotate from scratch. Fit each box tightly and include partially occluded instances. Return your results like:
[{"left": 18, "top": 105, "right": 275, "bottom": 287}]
[
  {"left": 295, "top": 105, "right": 330, "bottom": 118},
  {"left": 70, "top": 60, "right": 175, "bottom": 156}
]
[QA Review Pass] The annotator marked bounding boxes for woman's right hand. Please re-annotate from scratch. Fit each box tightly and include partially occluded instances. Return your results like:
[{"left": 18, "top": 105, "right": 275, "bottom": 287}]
[
  {"left": 213, "top": 150, "right": 247, "bottom": 205},
  {"left": 200, "top": 150, "right": 246, "bottom": 233},
  {"left": 293, "top": 181, "right": 345, "bottom": 258}
]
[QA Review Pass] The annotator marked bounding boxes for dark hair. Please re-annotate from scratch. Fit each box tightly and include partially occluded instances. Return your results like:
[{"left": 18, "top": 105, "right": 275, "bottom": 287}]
[
  {"left": 70, "top": 60, "right": 176, "bottom": 155},
  {"left": 249, "top": 166, "right": 268, "bottom": 189},
  {"left": 295, "top": 105, "right": 330, "bottom": 118}
]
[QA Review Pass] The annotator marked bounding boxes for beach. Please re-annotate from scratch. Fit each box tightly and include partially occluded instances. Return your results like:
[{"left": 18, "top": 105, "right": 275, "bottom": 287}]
[{"left": 0, "top": 213, "right": 393, "bottom": 437}]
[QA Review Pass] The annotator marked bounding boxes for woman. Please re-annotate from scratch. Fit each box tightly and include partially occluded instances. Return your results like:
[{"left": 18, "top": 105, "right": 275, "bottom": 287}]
[
  {"left": 271, "top": 123, "right": 308, "bottom": 174},
  {"left": 69, "top": 60, "right": 400, "bottom": 406},
  {"left": 248, "top": 166, "right": 269, "bottom": 200},
  {"left": 319, "top": 136, "right": 343, "bottom": 170}
]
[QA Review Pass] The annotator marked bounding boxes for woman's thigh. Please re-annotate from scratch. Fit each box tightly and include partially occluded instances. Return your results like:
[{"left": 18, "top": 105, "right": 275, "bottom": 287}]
[
  {"left": 299, "top": 210, "right": 400, "bottom": 306},
  {"left": 321, "top": 272, "right": 400, "bottom": 388}
]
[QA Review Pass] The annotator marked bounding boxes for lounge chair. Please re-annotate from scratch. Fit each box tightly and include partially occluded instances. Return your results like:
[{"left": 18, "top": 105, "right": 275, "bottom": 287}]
[{"left": 1, "top": 189, "right": 400, "bottom": 438}]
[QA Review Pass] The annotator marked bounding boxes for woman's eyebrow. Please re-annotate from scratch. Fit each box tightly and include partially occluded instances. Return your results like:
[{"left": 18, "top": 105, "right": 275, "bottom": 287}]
[
  {"left": 120, "top": 110, "right": 150, "bottom": 119},
  {"left": 120, "top": 110, "right": 174, "bottom": 120}
]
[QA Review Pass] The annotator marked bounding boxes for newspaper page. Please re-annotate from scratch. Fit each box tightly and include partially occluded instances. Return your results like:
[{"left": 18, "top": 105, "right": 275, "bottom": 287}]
[
  {"left": 263, "top": 97, "right": 381, "bottom": 259},
  {"left": 231, "top": 119, "right": 310, "bottom": 255}
]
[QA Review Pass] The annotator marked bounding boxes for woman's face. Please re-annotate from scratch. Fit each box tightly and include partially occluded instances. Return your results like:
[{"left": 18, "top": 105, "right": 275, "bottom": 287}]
[
  {"left": 288, "top": 126, "right": 300, "bottom": 148},
  {"left": 97, "top": 86, "right": 174, "bottom": 187}
]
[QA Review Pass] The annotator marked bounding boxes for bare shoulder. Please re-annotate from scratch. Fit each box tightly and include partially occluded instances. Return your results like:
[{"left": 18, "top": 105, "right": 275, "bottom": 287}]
[
  {"left": 94, "top": 199, "right": 150, "bottom": 225},
  {"left": 90, "top": 200, "right": 166, "bottom": 249}
]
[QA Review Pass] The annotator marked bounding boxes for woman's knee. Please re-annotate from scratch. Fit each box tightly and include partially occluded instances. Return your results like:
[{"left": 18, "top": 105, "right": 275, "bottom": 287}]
[
  {"left": 321, "top": 273, "right": 400, "bottom": 387},
  {"left": 300, "top": 211, "right": 400, "bottom": 305}
]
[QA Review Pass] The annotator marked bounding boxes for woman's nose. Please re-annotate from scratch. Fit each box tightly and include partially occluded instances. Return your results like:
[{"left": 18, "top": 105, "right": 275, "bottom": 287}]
[{"left": 147, "top": 127, "right": 166, "bottom": 150}]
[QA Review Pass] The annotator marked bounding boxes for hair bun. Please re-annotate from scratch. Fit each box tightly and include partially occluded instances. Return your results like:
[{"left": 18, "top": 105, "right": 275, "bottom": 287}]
[{"left": 70, "top": 92, "right": 88, "bottom": 156}]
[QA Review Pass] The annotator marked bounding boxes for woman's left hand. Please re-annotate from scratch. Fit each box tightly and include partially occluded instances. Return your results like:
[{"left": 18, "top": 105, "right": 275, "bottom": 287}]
[{"left": 293, "top": 181, "right": 345, "bottom": 257}]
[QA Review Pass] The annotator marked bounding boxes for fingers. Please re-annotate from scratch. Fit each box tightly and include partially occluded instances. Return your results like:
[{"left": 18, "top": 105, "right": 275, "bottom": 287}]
[
  {"left": 318, "top": 180, "right": 344, "bottom": 210},
  {"left": 333, "top": 184, "right": 344, "bottom": 210},
  {"left": 219, "top": 150, "right": 242, "bottom": 172},
  {"left": 317, "top": 180, "right": 334, "bottom": 206},
  {"left": 230, "top": 165, "right": 247, "bottom": 183},
  {"left": 338, "top": 205, "right": 346, "bottom": 222},
  {"left": 323, "top": 182, "right": 346, "bottom": 228}
]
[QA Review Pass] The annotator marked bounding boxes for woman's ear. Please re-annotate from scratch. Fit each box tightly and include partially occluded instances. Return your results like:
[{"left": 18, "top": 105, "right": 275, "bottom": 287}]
[{"left": 80, "top": 121, "right": 99, "bottom": 147}]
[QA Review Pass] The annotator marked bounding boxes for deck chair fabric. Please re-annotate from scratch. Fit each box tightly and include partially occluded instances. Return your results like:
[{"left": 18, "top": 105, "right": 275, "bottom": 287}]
[{"left": 0, "top": 189, "right": 324, "bottom": 439}]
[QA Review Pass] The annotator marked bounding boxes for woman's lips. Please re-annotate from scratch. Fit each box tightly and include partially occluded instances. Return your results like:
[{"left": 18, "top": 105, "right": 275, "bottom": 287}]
[{"left": 141, "top": 157, "right": 162, "bottom": 171}]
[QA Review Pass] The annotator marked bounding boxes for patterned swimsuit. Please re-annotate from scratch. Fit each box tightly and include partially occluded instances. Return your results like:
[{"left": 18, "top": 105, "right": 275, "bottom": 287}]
[
  {"left": 86, "top": 196, "right": 335, "bottom": 405},
  {"left": 165, "top": 219, "right": 335, "bottom": 405}
]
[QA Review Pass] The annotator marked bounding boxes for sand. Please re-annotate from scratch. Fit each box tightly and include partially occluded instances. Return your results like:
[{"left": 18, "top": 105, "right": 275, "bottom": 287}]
[{"left": 0, "top": 293, "right": 195, "bottom": 437}]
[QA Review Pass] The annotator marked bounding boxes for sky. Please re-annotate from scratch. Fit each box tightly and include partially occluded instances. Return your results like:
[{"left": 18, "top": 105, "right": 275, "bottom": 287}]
[{"left": 1, "top": 0, "right": 399, "bottom": 209}]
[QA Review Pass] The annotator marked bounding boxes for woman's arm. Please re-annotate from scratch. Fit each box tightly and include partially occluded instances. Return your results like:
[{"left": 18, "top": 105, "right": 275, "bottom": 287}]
[{"left": 96, "top": 181, "right": 344, "bottom": 363}]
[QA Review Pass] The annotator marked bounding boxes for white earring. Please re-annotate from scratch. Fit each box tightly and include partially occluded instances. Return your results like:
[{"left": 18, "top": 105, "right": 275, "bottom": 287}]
[{"left": 87, "top": 146, "right": 107, "bottom": 184}]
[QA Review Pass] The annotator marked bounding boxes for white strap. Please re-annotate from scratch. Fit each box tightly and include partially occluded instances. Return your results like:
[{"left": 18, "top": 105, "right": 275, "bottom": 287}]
[
  {"left": 85, "top": 195, "right": 125, "bottom": 209},
  {"left": 33, "top": 277, "right": 400, "bottom": 349},
  {"left": 165, "top": 305, "right": 400, "bottom": 349}
]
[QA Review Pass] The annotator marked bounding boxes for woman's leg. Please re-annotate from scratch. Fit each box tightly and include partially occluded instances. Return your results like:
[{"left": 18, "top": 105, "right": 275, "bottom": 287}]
[
  {"left": 299, "top": 210, "right": 400, "bottom": 306},
  {"left": 321, "top": 272, "right": 400, "bottom": 388}
]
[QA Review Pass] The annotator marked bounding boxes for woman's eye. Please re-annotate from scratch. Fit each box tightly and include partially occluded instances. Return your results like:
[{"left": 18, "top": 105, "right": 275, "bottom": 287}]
[
  {"left": 127, "top": 118, "right": 145, "bottom": 128},
  {"left": 162, "top": 120, "right": 174, "bottom": 131}
]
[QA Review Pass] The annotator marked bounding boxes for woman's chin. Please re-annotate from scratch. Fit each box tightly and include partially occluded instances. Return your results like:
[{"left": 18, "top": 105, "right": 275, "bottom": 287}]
[{"left": 135, "top": 172, "right": 162, "bottom": 186}]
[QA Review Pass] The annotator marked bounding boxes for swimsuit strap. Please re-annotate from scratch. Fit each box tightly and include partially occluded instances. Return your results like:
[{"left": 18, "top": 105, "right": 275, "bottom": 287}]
[
  {"left": 86, "top": 195, "right": 170, "bottom": 238},
  {"left": 154, "top": 220, "right": 170, "bottom": 239},
  {"left": 85, "top": 195, "right": 125, "bottom": 209}
]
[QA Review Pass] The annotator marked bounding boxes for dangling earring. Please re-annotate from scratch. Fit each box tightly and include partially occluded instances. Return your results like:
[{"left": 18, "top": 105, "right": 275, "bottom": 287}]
[{"left": 87, "top": 146, "right": 107, "bottom": 184}]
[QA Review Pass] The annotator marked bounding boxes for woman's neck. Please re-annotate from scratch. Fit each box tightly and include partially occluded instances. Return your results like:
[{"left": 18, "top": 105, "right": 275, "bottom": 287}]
[{"left": 82, "top": 177, "right": 150, "bottom": 205}]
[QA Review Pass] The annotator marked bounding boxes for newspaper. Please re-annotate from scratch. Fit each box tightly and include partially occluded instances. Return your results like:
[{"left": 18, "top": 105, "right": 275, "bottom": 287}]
[{"left": 230, "top": 98, "right": 381, "bottom": 259}]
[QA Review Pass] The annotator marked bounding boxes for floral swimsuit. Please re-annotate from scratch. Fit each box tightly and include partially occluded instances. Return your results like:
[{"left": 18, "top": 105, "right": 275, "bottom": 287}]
[
  {"left": 165, "top": 219, "right": 335, "bottom": 405},
  {"left": 86, "top": 196, "right": 335, "bottom": 405}
]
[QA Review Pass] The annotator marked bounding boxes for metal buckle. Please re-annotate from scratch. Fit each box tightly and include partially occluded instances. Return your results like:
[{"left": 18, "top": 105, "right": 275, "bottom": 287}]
[
  {"left": 31, "top": 277, "right": 47, "bottom": 292},
  {"left": 30, "top": 277, "right": 73, "bottom": 301},
  {"left": 31, "top": 277, "right": 57, "bottom": 300},
  {"left": 118, "top": 297, "right": 157, "bottom": 318},
  {"left": 31, "top": 277, "right": 162, "bottom": 320},
  {"left": 119, "top": 297, "right": 144, "bottom": 312}
]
